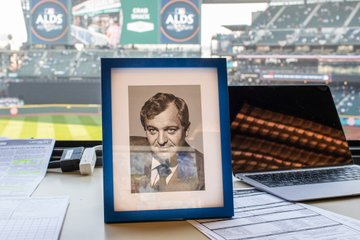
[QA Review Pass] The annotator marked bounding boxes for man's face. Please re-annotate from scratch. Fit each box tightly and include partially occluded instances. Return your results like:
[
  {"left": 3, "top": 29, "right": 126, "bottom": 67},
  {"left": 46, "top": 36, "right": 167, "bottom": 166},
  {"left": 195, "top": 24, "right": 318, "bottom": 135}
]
[{"left": 144, "top": 102, "right": 187, "bottom": 163}]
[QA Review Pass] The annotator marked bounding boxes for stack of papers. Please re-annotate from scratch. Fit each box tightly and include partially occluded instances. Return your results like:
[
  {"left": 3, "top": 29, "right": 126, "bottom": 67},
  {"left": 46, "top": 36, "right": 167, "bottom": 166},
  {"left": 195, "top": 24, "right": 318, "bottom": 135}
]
[
  {"left": 0, "top": 139, "right": 69, "bottom": 240},
  {"left": 189, "top": 189, "right": 360, "bottom": 240},
  {"left": 0, "top": 197, "right": 69, "bottom": 240}
]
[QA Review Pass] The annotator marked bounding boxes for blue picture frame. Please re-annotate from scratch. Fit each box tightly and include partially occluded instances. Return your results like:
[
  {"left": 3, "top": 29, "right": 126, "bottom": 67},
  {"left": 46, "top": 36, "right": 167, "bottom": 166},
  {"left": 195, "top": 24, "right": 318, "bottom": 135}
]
[{"left": 101, "top": 58, "right": 233, "bottom": 223}]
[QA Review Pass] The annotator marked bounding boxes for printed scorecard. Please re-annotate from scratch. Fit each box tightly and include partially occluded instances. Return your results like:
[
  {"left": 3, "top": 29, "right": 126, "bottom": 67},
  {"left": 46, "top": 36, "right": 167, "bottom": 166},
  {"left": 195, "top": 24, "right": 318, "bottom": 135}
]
[{"left": 0, "top": 139, "right": 55, "bottom": 197}]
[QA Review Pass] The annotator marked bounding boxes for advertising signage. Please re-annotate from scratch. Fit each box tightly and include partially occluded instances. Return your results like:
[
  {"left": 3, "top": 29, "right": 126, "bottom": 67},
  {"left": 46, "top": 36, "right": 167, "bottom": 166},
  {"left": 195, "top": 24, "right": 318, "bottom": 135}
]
[
  {"left": 30, "top": 0, "right": 71, "bottom": 44},
  {"left": 28, "top": 0, "right": 200, "bottom": 46},
  {"left": 121, "top": 0, "right": 159, "bottom": 44},
  {"left": 160, "top": 0, "right": 200, "bottom": 44},
  {"left": 121, "top": 0, "right": 201, "bottom": 45}
]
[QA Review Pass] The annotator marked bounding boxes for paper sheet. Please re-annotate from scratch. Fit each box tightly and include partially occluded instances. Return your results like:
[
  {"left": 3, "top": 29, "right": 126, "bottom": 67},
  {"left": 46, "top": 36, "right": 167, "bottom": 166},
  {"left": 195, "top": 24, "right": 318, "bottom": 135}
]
[
  {"left": 0, "top": 139, "right": 55, "bottom": 197},
  {"left": 0, "top": 196, "right": 69, "bottom": 240},
  {"left": 188, "top": 189, "right": 360, "bottom": 240}
]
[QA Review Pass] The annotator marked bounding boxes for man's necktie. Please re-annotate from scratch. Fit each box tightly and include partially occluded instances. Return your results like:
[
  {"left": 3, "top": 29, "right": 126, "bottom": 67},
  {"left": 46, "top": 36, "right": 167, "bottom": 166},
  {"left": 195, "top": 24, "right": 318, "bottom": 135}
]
[{"left": 156, "top": 164, "right": 172, "bottom": 191}]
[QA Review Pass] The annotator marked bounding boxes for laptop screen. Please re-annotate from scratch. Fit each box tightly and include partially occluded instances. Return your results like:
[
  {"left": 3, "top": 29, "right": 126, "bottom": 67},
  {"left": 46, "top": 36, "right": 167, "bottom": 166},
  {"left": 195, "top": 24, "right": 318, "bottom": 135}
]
[{"left": 229, "top": 85, "right": 352, "bottom": 174}]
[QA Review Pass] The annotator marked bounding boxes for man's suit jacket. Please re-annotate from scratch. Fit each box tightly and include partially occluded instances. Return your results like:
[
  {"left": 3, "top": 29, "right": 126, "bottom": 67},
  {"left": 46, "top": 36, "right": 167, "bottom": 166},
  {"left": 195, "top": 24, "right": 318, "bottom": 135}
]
[{"left": 130, "top": 136, "right": 205, "bottom": 193}]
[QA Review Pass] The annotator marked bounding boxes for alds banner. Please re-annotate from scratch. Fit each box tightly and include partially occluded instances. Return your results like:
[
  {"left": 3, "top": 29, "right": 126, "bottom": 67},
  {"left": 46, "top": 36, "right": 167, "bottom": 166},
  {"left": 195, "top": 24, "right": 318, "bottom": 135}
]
[
  {"left": 30, "top": 0, "right": 71, "bottom": 44},
  {"left": 160, "top": 0, "right": 200, "bottom": 44}
]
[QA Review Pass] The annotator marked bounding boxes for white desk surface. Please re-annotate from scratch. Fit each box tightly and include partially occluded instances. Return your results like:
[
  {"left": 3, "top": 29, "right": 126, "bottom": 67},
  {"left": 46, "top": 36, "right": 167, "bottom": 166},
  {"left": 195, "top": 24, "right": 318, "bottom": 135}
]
[{"left": 34, "top": 168, "right": 360, "bottom": 240}]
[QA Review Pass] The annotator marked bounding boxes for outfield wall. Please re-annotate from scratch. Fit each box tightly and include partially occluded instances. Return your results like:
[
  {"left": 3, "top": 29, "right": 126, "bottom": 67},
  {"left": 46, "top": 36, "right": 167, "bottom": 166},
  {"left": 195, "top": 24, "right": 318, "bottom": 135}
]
[
  {"left": 0, "top": 104, "right": 100, "bottom": 116},
  {"left": 8, "top": 82, "right": 101, "bottom": 104}
]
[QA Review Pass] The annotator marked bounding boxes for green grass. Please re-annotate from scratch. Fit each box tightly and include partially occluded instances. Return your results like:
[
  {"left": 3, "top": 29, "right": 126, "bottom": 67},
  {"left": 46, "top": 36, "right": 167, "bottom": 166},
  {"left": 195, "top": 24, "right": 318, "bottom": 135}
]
[{"left": 0, "top": 114, "right": 102, "bottom": 140}]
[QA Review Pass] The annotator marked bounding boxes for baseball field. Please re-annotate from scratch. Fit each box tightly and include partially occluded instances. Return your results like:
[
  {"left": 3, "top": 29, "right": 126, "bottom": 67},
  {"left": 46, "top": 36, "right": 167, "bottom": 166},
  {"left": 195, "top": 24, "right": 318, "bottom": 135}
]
[
  {"left": 0, "top": 104, "right": 102, "bottom": 140},
  {"left": 1, "top": 104, "right": 359, "bottom": 141}
]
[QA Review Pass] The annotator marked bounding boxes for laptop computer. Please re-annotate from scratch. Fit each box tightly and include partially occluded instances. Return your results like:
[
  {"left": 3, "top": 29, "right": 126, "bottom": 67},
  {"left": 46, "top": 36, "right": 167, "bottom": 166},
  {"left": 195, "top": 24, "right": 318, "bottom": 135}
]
[{"left": 229, "top": 85, "right": 360, "bottom": 201}]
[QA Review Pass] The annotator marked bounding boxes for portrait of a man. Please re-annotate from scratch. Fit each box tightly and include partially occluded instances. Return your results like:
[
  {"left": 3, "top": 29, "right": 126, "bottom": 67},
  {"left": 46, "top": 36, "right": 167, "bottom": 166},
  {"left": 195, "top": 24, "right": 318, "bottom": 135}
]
[{"left": 130, "top": 92, "right": 205, "bottom": 193}]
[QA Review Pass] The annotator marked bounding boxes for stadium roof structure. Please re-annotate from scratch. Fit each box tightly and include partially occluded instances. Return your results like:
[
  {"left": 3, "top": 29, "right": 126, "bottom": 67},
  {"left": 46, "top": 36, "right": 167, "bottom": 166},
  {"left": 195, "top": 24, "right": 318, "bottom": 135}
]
[
  {"left": 222, "top": 25, "right": 249, "bottom": 31},
  {"left": 235, "top": 54, "right": 360, "bottom": 62}
]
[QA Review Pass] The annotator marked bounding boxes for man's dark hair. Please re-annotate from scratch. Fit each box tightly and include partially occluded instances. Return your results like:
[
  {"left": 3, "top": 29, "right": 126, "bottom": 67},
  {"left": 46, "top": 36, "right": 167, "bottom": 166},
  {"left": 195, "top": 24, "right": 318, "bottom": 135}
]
[{"left": 140, "top": 92, "right": 190, "bottom": 130}]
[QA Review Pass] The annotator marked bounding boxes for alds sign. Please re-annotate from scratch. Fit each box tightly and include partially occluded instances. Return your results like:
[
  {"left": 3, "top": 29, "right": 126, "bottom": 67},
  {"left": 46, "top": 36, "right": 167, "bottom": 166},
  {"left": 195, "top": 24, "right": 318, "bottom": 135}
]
[
  {"left": 160, "top": 0, "right": 200, "bottom": 43},
  {"left": 31, "top": 0, "right": 69, "bottom": 43}
]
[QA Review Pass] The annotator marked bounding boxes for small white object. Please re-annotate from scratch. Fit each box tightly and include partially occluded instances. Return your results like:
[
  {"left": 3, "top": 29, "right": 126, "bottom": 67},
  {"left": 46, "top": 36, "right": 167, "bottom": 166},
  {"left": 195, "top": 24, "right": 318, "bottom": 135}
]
[{"left": 79, "top": 148, "right": 96, "bottom": 175}]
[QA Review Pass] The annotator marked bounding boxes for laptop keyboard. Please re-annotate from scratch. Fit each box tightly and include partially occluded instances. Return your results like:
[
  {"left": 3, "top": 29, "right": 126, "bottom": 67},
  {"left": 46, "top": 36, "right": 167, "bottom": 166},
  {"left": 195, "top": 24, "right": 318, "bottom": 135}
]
[{"left": 245, "top": 167, "right": 360, "bottom": 187}]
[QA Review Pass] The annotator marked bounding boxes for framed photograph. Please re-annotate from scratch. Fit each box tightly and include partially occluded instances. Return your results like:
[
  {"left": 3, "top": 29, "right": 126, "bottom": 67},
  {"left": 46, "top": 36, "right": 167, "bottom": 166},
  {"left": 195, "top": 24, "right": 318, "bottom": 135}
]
[{"left": 101, "top": 58, "right": 233, "bottom": 223}]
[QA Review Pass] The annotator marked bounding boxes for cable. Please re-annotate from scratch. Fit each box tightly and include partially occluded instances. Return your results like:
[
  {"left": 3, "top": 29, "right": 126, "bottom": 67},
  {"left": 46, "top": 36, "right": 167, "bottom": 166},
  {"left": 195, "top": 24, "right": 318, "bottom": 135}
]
[{"left": 48, "top": 160, "right": 61, "bottom": 169}]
